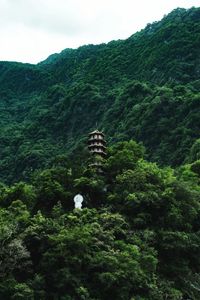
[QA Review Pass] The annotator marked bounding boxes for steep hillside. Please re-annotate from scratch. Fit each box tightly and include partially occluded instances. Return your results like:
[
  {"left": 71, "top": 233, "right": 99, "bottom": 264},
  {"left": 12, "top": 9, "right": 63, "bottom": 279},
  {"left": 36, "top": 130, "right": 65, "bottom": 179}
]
[
  {"left": 0, "top": 7, "right": 199, "bottom": 183},
  {"left": 0, "top": 7, "right": 200, "bottom": 299},
  {"left": 0, "top": 62, "right": 53, "bottom": 94},
  {"left": 41, "top": 7, "right": 200, "bottom": 86}
]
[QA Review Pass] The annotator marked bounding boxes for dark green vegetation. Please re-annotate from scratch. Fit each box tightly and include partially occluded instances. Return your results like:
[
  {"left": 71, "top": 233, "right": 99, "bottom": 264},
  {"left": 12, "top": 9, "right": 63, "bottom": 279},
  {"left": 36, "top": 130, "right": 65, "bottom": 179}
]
[
  {"left": 1, "top": 140, "right": 200, "bottom": 299},
  {"left": 0, "top": 6, "right": 200, "bottom": 299},
  {"left": 0, "top": 7, "right": 200, "bottom": 183}
]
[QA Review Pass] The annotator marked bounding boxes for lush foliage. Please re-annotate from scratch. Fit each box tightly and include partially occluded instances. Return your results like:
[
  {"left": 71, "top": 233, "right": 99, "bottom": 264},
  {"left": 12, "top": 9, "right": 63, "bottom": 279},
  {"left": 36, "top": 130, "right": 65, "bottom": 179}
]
[
  {"left": 0, "top": 140, "right": 200, "bottom": 299},
  {"left": 0, "top": 7, "right": 200, "bottom": 299},
  {"left": 0, "top": 7, "right": 199, "bottom": 183}
]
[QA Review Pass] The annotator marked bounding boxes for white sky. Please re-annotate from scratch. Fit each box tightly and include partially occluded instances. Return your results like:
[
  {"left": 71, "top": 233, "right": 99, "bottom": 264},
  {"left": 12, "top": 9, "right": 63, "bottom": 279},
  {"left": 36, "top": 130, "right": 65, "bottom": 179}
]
[{"left": 0, "top": 0, "right": 199, "bottom": 64}]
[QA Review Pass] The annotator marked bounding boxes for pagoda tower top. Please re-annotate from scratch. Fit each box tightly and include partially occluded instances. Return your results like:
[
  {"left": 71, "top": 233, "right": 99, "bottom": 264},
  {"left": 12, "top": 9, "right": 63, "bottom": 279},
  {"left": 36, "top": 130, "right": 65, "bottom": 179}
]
[
  {"left": 89, "top": 130, "right": 105, "bottom": 136},
  {"left": 88, "top": 130, "right": 106, "bottom": 157}
]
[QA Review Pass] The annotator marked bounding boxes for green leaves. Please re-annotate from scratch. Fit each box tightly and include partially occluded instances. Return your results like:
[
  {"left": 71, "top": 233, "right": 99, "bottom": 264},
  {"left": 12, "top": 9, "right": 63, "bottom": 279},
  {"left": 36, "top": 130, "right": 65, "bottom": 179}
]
[
  {"left": 0, "top": 7, "right": 199, "bottom": 296},
  {"left": 0, "top": 8, "right": 199, "bottom": 183}
]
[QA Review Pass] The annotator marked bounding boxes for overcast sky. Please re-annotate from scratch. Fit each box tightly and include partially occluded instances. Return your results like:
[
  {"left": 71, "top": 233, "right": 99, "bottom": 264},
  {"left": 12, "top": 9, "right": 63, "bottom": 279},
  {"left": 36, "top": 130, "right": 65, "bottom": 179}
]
[{"left": 0, "top": 0, "right": 199, "bottom": 64}]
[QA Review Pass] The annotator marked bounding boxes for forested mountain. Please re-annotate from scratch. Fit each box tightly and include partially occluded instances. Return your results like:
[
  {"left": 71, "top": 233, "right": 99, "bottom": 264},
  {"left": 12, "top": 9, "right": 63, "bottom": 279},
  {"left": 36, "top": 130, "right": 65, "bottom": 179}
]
[
  {"left": 0, "top": 7, "right": 200, "bottom": 299},
  {"left": 0, "top": 6, "right": 199, "bottom": 183}
]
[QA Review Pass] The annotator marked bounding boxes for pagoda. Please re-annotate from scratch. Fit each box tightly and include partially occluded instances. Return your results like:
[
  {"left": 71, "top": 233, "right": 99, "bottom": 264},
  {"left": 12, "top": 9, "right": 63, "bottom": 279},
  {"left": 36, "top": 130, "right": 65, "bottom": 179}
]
[{"left": 88, "top": 130, "right": 106, "bottom": 158}]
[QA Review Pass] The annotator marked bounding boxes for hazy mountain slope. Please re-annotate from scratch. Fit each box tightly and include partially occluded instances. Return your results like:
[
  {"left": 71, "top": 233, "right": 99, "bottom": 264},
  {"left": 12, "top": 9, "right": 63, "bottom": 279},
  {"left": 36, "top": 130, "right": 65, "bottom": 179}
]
[
  {"left": 0, "top": 62, "right": 53, "bottom": 94},
  {"left": 0, "top": 8, "right": 200, "bottom": 299},
  {"left": 41, "top": 7, "right": 200, "bottom": 86},
  {"left": 0, "top": 7, "right": 199, "bottom": 183}
]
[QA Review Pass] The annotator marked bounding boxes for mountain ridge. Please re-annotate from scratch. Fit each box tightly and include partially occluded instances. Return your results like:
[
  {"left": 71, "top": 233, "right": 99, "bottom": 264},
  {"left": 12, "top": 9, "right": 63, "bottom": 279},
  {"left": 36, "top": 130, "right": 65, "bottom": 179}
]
[
  {"left": 0, "top": 6, "right": 199, "bottom": 183},
  {"left": 0, "top": 7, "right": 200, "bottom": 299}
]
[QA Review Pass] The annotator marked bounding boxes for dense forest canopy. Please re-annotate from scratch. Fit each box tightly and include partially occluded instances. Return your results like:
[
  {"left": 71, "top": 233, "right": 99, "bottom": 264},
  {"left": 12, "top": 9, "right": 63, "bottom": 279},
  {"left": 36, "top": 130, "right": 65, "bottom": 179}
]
[
  {"left": 0, "top": 7, "right": 200, "bottom": 299},
  {"left": 1, "top": 140, "right": 200, "bottom": 299},
  {"left": 0, "top": 7, "right": 199, "bottom": 183}
]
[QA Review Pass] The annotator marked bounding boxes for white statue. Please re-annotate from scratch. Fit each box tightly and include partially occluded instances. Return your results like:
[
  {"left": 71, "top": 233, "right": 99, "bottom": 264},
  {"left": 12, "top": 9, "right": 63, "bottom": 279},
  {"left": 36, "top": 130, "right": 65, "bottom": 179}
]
[{"left": 73, "top": 194, "right": 84, "bottom": 209}]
